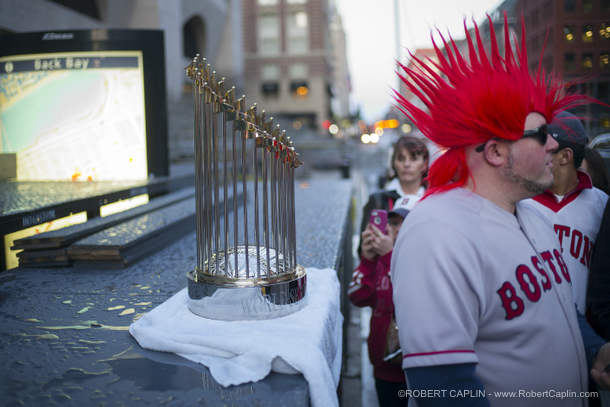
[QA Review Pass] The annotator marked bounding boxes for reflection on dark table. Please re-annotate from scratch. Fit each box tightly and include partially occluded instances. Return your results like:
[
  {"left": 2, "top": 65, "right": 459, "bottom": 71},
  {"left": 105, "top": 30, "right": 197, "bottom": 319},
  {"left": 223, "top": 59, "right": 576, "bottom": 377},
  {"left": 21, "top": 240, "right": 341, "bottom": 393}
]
[{"left": 0, "top": 179, "right": 352, "bottom": 406}]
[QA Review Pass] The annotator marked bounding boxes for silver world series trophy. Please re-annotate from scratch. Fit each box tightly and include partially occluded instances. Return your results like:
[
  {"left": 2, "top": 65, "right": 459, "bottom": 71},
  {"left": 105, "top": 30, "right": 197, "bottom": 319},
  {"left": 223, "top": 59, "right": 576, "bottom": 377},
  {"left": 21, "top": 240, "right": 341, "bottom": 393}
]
[{"left": 185, "top": 55, "right": 307, "bottom": 321}]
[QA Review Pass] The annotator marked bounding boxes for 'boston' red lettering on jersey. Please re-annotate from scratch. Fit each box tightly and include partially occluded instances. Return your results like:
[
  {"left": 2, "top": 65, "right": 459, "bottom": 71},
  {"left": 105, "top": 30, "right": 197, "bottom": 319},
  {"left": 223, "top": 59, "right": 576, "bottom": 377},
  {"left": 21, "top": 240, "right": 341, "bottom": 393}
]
[
  {"left": 497, "top": 250, "right": 571, "bottom": 320},
  {"left": 554, "top": 224, "right": 595, "bottom": 268}
]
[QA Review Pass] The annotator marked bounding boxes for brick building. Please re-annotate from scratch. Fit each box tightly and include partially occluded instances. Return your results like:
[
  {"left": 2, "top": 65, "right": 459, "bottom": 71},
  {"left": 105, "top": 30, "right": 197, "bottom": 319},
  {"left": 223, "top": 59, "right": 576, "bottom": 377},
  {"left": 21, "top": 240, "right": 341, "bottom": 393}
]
[
  {"left": 242, "top": 0, "right": 347, "bottom": 129},
  {"left": 518, "top": 0, "right": 610, "bottom": 138}
]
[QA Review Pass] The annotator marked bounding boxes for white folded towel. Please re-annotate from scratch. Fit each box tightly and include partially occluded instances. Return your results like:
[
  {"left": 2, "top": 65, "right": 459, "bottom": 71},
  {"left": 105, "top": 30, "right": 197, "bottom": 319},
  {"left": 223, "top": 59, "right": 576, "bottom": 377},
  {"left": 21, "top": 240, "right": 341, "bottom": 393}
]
[{"left": 129, "top": 267, "right": 343, "bottom": 407}]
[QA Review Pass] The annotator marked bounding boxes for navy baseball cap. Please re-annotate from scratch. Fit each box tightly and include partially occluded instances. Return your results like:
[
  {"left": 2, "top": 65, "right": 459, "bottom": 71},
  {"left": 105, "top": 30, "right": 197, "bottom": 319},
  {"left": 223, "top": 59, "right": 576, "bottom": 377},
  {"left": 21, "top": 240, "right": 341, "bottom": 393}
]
[{"left": 548, "top": 111, "right": 588, "bottom": 147}]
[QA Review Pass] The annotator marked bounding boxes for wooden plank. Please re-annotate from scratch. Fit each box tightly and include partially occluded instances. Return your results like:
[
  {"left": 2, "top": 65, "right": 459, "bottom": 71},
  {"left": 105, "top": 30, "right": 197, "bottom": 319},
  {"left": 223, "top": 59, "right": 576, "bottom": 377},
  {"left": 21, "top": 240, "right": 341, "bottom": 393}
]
[
  {"left": 16, "top": 185, "right": 239, "bottom": 269},
  {"left": 19, "top": 259, "right": 71, "bottom": 268},
  {"left": 17, "top": 248, "right": 70, "bottom": 268},
  {"left": 72, "top": 219, "right": 193, "bottom": 269},
  {"left": 70, "top": 197, "right": 197, "bottom": 268},
  {"left": 12, "top": 187, "right": 196, "bottom": 250},
  {"left": 69, "top": 198, "right": 195, "bottom": 254},
  {"left": 17, "top": 247, "right": 68, "bottom": 259}
]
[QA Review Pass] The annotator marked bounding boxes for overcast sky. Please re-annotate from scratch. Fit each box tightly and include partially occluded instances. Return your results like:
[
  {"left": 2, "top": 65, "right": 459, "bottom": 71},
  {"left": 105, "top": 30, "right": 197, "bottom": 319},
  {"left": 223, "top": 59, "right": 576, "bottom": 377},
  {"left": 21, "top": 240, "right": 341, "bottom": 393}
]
[{"left": 334, "top": 0, "right": 503, "bottom": 123}]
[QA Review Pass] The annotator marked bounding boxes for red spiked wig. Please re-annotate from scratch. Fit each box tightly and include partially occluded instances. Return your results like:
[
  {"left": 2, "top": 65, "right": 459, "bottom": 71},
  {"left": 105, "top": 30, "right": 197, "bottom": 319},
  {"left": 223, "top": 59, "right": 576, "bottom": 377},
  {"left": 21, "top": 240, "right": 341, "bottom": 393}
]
[{"left": 395, "top": 14, "right": 591, "bottom": 197}]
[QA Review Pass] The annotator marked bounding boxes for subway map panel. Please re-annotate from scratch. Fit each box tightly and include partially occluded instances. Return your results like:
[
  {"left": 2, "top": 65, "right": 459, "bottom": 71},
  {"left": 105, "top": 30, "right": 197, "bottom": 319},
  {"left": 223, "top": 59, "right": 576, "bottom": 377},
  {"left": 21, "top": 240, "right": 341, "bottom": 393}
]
[{"left": 0, "top": 51, "right": 148, "bottom": 181}]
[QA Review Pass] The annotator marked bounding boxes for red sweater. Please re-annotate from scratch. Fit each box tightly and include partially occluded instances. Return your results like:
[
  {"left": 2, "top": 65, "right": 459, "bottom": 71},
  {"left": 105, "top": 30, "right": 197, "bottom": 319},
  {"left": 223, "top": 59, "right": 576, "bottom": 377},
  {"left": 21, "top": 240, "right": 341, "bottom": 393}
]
[{"left": 348, "top": 252, "right": 405, "bottom": 382}]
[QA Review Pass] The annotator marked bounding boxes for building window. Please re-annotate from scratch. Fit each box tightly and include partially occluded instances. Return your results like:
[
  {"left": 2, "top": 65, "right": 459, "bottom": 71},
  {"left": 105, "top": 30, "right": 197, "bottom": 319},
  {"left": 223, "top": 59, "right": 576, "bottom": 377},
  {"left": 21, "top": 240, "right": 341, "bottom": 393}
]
[
  {"left": 598, "top": 82, "right": 609, "bottom": 100},
  {"left": 183, "top": 16, "right": 205, "bottom": 58},
  {"left": 565, "top": 0, "right": 575, "bottom": 12},
  {"left": 290, "top": 63, "right": 308, "bottom": 78},
  {"left": 544, "top": 56, "right": 553, "bottom": 73},
  {"left": 288, "top": 37, "right": 308, "bottom": 54},
  {"left": 583, "top": 24, "right": 594, "bottom": 42},
  {"left": 287, "top": 11, "right": 309, "bottom": 54},
  {"left": 532, "top": 36, "right": 538, "bottom": 52},
  {"left": 543, "top": 1, "right": 553, "bottom": 18},
  {"left": 583, "top": 53, "right": 594, "bottom": 70},
  {"left": 257, "top": 0, "right": 278, "bottom": 5},
  {"left": 530, "top": 62, "right": 538, "bottom": 72},
  {"left": 528, "top": 36, "right": 539, "bottom": 54},
  {"left": 583, "top": 0, "right": 593, "bottom": 12},
  {"left": 601, "top": 23, "right": 610, "bottom": 41},
  {"left": 565, "top": 52, "right": 576, "bottom": 71},
  {"left": 564, "top": 25, "right": 576, "bottom": 42},
  {"left": 291, "top": 81, "right": 309, "bottom": 97},
  {"left": 261, "top": 64, "right": 280, "bottom": 80},
  {"left": 601, "top": 52, "right": 610, "bottom": 70},
  {"left": 261, "top": 82, "right": 279, "bottom": 97},
  {"left": 258, "top": 13, "right": 280, "bottom": 55}
]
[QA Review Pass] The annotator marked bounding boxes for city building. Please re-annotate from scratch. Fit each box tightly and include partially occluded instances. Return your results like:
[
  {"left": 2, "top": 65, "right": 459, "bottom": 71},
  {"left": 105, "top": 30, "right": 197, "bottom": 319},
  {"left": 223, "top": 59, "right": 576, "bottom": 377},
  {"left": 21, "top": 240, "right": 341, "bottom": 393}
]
[
  {"left": 329, "top": 7, "right": 351, "bottom": 122},
  {"left": 517, "top": 0, "right": 610, "bottom": 138},
  {"left": 0, "top": 0, "right": 245, "bottom": 162},
  {"left": 477, "top": 0, "right": 518, "bottom": 60},
  {"left": 391, "top": 47, "right": 439, "bottom": 135},
  {"left": 242, "top": 0, "right": 348, "bottom": 130},
  {"left": 392, "top": 1, "right": 517, "bottom": 134},
  {"left": 0, "top": 0, "right": 243, "bottom": 105}
]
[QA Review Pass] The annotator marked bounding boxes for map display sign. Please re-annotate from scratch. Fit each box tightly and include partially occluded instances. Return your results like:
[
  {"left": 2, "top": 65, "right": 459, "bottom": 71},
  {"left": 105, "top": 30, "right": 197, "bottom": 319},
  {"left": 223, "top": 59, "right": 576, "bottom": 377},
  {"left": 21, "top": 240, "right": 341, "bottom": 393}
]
[{"left": 0, "top": 51, "right": 148, "bottom": 181}]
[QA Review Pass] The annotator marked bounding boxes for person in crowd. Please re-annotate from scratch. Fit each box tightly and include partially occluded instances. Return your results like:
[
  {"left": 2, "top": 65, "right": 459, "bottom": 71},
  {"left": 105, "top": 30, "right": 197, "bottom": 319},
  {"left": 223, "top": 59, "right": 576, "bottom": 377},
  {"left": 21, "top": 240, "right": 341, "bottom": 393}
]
[
  {"left": 349, "top": 197, "right": 414, "bottom": 407},
  {"left": 581, "top": 146, "right": 610, "bottom": 195},
  {"left": 525, "top": 112, "right": 608, "bottom": 314},
  {"left": 358, "top": 136, "right": 429, "bottom": 255},
  {"left": 588, "top": 200, "right": 610, "bottom": 340},
  {"left": 390, "top": 14, "right": 610, "bottom": 406}
]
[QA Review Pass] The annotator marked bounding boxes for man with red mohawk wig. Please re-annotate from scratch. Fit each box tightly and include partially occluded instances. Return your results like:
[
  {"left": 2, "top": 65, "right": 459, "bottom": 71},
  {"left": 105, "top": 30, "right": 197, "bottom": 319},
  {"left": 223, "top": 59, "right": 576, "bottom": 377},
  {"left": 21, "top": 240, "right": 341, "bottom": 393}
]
[{"left": 390, "top": 14, "right": 610, "bottom": 407}]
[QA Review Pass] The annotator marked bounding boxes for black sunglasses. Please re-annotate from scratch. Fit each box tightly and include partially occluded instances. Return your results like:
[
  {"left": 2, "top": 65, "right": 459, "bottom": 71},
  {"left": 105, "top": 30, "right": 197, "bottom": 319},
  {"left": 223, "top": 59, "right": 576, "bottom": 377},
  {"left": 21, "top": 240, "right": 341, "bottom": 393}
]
[{"left": 475, "top": 125, "right": 548, "bottom": 153}]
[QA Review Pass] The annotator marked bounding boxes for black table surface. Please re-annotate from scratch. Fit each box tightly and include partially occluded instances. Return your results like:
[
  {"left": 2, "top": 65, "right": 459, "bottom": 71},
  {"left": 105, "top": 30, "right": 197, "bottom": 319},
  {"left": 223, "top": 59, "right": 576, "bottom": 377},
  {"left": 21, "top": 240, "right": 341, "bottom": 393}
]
[{"left": 0, "top": 178, "right": 353, "bottom": 407}]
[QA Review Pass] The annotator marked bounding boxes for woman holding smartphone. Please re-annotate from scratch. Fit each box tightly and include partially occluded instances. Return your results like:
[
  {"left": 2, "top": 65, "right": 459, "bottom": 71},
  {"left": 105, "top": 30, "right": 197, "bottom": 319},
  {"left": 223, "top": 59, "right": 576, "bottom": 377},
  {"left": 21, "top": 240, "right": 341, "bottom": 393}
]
[
  {"left": 357, "top": 136, "right": 430, "bottom": 256},
  {"left": 350, "top": 136, "right": 429, "bottom": 407},
  {"left": 349, "top": 199, "right": 413, "bottom": 407}
]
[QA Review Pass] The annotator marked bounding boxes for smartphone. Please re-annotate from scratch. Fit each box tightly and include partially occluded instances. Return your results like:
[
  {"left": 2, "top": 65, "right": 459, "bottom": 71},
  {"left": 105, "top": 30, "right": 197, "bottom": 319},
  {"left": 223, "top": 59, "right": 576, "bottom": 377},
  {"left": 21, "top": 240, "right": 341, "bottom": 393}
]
[{"left": 370, "top": 209, "right": 388, "bottom": 234}]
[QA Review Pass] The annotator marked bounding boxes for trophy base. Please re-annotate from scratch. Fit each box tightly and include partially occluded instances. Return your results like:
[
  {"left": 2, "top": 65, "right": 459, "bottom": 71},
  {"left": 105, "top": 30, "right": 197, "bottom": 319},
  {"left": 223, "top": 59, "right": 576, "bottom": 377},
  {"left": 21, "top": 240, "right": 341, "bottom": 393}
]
[{"left": 186, "top": 265, "right": 307, "bottom": 321}]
